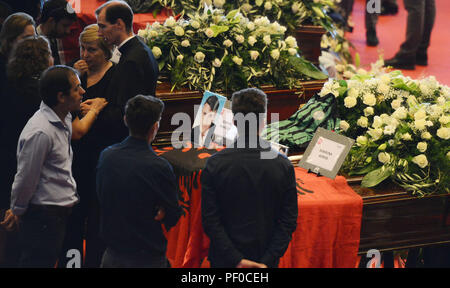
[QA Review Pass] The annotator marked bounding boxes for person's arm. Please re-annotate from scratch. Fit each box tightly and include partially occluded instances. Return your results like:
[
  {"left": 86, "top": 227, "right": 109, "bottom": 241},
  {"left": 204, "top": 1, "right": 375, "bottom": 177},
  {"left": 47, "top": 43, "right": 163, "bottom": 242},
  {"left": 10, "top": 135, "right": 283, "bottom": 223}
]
[
  {"left": 260, "top": 163, "right": 298, "bottom": 267},
  {"left": 201, "top": 159, "right": 245, "bottom": 267},
  {"left": 10, "top": 131, "right": 51, "bottom": 216},
  {"left": 72, "top": 98, "right": 108, "bottom": 140},
  {"left": 151, "top": 161, "right": 182, "bottom": 230}
]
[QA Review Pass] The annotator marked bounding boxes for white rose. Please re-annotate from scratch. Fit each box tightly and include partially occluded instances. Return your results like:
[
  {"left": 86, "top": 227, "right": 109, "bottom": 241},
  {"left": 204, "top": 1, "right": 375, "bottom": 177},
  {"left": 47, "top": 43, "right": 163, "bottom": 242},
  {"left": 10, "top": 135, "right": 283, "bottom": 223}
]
[
  {"left": 292, "top": 2, "right": 300, "bottom": 13},
  {"left": 417, "top": 142, "right": 428, "bottom": 153},
  {"left": 246, "top": 22, "right": 255, "bottom": 31},
  {"left": 264, "top": 1, "right": 272, "bottom": 10},
  {"left": 263, "top": 35, "right": 271, "bottom": 45},
  {"left": 339, "top": 120, "right": 350, "bottom": 132},
  {"left": 412, "top": 154, "right": 428, "bottom": 168},
  {"left": 421, "top": 131, "right": 432, "bottom": 140},
  {"left": 392, "top": 107, "right": 407, "bottom": 120},
  {"left": 250, "top": 50, "right": 259, "bottom": 60},
  {"left": 437, "top": 127, "right": 450, "bottom": 140},
  {"left": 191, "top": 20, "right": 200, "bottom": 29},
  {"left": 223, "top": 39, "right": 233, "bottom": 47},
  {"left": 176, "top": 54, "right": 184, "bottom": 61},
  {"left": 248, "top": 36, "right": 257, "bottom": 46},
  {"left": 232, "top": 56, "right": 243, "bottom": 65},
  {"left": 285, "top": 36, "right": 297, "bottom": 48},
  {"left": 356, "top": 136, "right": 368, "bottom": 146},
  {"left": 364, "top": 107, "right": 374, "bottom": 117},
  {"left": 378, "top": 152, "right": 391, "bottom": 164},
  {"left": 414, "top": 109, "right": 427, "bottom": 120},
  {"left": 347, "top": 88, "right": 358, "bottom": 98},
  {"left": 149, "top": 30, "right": 158, "bottom": 38},
  {"left": 174, "top": 26, "right": 184, "bottom": 36},
  {"left": 213, "top": 0, "right": 225, "bottom": 8},
  {"left": 164, "top": 17, "right": 176, "bottom": 27},
  {"left": 391, "top": 99, "right": 403, "bottom": 110},
  {"left": 372, "top": 116, "right": 383, "bottom": 128},
  {"left": 402, "top": 133, "right": 412, "bottom": 141},
  {"left": 194, "top": 51, "right": 205, "bottom": 63},
  {"left": 242, "top": 3, "right": 253, "bottom": 13},
  {"left": 270, "top": 49, "right": 280, "bottom": 60},
  {"left": 137, "top": 29, "right": 148, "bottom": 38},
  {"left": 368, "top": 128, "right": 383, "bottom": 141},
  {"left": 414, "top": 119, "right": 427, "bottom": 130},
  {"left": 212, "top": 58, "right": 222, "bottom": 67},
  {"left": 288, "top": 48, "right": 297, "bottom": 56},
  {"left": 235, "top": 35, "right": 245, "bottom": 44},
  {"left": 439, "top": 115, "right": 450, "bottom": 125},
  {"left": 205, "top": 28, "right": 214, "bottom": 38},
  {"left": 344, "top": 96, "right": 357, "bottom": 108},
  {"left": 151, "top": 46, "right": 162, "bottom": 59},
  {"left": 363, "top": 93, "right": 377, "bottom": 106},
  {"left": 181, "top": 40, "right": 190, "bottom": 47},
  {"left": 357, "top": 116, "right": 369, "bottom": 128}
]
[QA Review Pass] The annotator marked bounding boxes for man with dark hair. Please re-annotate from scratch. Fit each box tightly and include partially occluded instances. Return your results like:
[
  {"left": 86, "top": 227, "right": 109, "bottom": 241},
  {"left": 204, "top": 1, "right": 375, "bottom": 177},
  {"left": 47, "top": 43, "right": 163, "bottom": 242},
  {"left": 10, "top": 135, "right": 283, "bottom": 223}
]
[
  {"left": 36, "top": 0, "right": 77, "bottom": 65},
  {"left": 0, "top": 65, "right": 84, "bottom": 267},
  {"left": 96, "top": 95, "right": 182, "bottom": 268},
  {"left": 201, "top": 88, "right": 298, "bottom": 268},
  {"left": 93, "top": 0, "right": 159, "bottom": 158}
]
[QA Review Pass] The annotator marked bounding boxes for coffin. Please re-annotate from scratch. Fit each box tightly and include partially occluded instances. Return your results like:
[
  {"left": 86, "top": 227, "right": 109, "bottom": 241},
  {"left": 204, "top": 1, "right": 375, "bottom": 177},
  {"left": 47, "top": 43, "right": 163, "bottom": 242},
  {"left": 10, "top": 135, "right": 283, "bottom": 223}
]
[
  {"left": 294, "top": 25, "right": 327, "bottom": 65},
  {"left": 154, "top": 79, "right": 327, "bottom": 146}
]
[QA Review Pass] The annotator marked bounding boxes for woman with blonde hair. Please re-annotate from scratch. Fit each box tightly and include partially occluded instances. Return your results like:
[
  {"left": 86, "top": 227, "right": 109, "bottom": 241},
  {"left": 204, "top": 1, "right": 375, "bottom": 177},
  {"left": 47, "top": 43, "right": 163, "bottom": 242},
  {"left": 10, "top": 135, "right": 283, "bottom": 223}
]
[{"left": 61, "top": 23, "right": 115, "bottom": 268}]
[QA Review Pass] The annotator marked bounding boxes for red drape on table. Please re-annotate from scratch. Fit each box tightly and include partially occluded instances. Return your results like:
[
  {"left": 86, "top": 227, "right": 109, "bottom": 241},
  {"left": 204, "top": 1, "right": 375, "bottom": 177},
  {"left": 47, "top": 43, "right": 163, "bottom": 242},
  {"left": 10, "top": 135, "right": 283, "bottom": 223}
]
[{"left": 176, "top": 166, "right": 363, "bottom": 268}]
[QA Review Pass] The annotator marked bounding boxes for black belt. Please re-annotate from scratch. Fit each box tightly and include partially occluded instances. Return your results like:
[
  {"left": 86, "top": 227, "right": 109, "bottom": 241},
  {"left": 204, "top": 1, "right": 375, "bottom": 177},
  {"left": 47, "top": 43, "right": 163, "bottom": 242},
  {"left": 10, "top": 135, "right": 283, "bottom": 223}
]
[{"left": 27, "top": 204, "right": 73, "bottom": 217}]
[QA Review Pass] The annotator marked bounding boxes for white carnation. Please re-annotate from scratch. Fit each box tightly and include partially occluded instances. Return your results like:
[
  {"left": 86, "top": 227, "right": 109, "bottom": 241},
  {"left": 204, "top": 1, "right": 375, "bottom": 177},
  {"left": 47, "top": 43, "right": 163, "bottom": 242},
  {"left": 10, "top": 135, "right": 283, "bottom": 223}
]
[
  {"left": 384, "top": 125, "right": 396, "bottom": 135},
  {"left": 250, "top": 50, "right": 259, "bottom": 60},
  {"left": 176, "top": 54, "right": 184, "bottom": 61},
  {"left": 212, "top": 58, "right": 221, "bottom": 67},
  {"left": 270, "top": 49, "right": 280, "bottom": 60},
  {"left": 285, "top": 36, "right": 297, "bottom": 48},
  {"left": 248, "top": 36, "right": 257, "bottom": 46},
  {"left": 439, "top": 115, "right": 450, "bottom": 125},
  {"left": 402, "top": 133, "right": 412, "bottom": 141},
  {"left": 235, "top": 35, "right": 245, "bottom": 44},
  {"left": 288, "top": 48, "right": 297, "bottom": 56},
  {"left": 264, "top": 1, "right": 272, "bottom": 10},
  {"left": 414, "top": 109, "right": 427, "bottom": 120},
  {"left": 164, "top": 17, "right": 176, "bottom": 27},
  {"left": 181, "top": 40, "right": 190, "bottom": 47},
  {"left": 414, "top": 119, "right": 427, "bottom": 130},
  {"left": 205, "top": 28, "right": 214, "bottom": 38},
  {"left": 391, "top": 99, "right": 403, "bottom": 110},
  {"left": 223, "top": 39, "right": 233, "bottom": 47},
  {"left": 263, "top": 35, "right": 271, "bottom": 45},
  {"left": 392, "top": 107, "right": 407, "bottom": 120},
  {"left": 246, "top": 22, "right": 255, "bottom": 31},
  {"left": 232, "top": 56, "right": 243, "bottom": 65}
]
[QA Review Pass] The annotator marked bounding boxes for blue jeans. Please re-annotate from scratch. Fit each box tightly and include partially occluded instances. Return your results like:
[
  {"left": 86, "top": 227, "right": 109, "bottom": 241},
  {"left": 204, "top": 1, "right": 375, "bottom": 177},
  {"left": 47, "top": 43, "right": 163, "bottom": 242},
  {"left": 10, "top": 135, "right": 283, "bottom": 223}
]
[{"left": 100, "top": 247, "right": 169, "bottom": 268}]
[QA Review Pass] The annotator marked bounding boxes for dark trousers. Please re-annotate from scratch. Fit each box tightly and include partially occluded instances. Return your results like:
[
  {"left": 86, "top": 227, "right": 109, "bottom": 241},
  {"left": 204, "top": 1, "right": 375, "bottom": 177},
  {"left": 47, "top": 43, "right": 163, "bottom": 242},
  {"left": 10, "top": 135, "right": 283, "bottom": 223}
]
[
  {"left": 18, "top": 204, "right": 72, "bottom": 268},
  {"left": 397, "top": 0, "right": 436, "bottom": 58},
  {"left": 100, "top": 247, "right": 169, "bottom": 268},
  {"left": 340, "top": 0, "right": 397, "bottom": 32}
]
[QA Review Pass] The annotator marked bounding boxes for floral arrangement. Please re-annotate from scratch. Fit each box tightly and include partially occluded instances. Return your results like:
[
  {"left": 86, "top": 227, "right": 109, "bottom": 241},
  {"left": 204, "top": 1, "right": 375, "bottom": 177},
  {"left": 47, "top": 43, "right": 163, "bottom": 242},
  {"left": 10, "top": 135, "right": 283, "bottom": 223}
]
[
  {"left": 159, "top": 0, "right": 337, "bottom": 34},
  {"left": 138, "top": 8, "right": 326, "bottom": 93},
  {"left": 319, "top": 70, "right": 450, "bottom": 197}
]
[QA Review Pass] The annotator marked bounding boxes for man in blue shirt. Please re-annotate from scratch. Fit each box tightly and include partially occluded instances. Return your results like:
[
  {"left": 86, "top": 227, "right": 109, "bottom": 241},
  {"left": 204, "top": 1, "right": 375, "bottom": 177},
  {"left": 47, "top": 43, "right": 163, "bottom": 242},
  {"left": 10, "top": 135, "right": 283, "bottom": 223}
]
[
  {"left": 96, "top": 95, "right": 182, "bottom": 268},
  {"left": 1, "top": 65, "right": 84, "bottom": 267}
]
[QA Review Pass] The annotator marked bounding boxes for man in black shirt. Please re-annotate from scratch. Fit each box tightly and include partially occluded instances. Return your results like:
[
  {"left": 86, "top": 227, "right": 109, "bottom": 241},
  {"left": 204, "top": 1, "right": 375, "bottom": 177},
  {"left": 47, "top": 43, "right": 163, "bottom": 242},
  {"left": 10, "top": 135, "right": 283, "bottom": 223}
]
[
  {"left": 201, "top": 88, "right": 298, "bottom": 268},
  {"left": 96, "top": 95, "right": 182, "bottom": 268}
]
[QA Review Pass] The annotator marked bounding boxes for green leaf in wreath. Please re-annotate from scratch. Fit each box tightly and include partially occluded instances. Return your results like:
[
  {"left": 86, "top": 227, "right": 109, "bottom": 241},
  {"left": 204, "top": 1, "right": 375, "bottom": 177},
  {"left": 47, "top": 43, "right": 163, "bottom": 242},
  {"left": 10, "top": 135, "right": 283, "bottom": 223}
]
[
  {"left": 210, "top": 25, "right": 229, "bottom": 37},
  {"left": 361, "top": 165, "right": 394, "bottom": 188},
  {"left": 289, "top": 56, "right": 328, "bottom": 80}
]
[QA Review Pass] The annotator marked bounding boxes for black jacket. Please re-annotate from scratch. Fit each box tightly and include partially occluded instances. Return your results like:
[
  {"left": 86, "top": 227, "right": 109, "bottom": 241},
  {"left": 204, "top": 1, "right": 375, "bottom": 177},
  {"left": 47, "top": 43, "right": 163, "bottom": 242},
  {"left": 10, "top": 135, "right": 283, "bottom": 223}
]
[{"left": 201, "top": 137, "right": 298, "bottom": 267}]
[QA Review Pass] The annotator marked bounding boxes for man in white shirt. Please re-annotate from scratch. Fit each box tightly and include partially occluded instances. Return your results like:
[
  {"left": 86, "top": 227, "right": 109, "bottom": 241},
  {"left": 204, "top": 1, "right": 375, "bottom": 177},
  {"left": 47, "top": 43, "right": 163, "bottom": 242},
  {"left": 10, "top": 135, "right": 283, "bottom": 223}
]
[{"left": 1, "top": 65, "right": 85, "bottom": 267}]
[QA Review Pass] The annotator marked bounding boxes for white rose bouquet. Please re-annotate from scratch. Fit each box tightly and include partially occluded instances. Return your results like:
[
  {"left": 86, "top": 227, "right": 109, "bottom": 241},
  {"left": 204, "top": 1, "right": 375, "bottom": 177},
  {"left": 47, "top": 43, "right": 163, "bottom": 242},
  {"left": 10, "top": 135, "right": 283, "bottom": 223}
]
[
  {"left": 318, "top": 70, "right": 450, "bottom": 196},
  {"left": 139, "top": 8, "right": 326, "bottom": 93}
]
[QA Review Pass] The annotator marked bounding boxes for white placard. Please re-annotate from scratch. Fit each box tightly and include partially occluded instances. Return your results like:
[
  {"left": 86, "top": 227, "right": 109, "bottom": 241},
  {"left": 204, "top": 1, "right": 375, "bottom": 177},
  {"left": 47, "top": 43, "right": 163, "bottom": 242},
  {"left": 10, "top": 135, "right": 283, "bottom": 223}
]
[{"left": 305, "top": 136, "right": 345, "bottom": 171}]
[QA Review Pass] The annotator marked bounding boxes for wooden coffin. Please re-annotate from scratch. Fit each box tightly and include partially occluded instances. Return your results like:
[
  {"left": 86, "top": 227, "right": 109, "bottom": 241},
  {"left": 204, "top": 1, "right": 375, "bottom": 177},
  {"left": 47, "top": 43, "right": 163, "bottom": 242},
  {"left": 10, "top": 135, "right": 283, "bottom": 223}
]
[
  {"left": 347, "top": 179, "right": 450, "bottom": 254},
  {"left": 154, "top": 79, "right": 327, "bottom": 146},
  {"left": 294, "top": 25, "right": 327, "bottom": 65}
]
